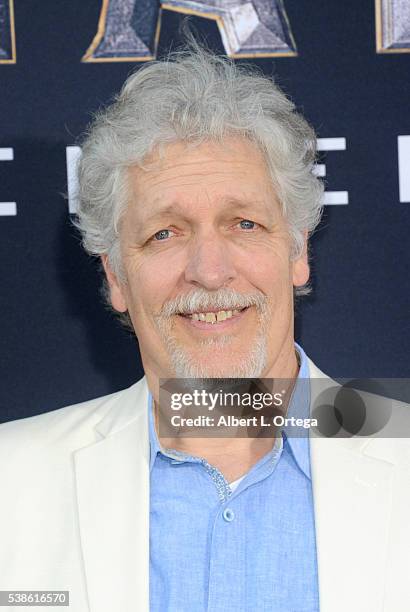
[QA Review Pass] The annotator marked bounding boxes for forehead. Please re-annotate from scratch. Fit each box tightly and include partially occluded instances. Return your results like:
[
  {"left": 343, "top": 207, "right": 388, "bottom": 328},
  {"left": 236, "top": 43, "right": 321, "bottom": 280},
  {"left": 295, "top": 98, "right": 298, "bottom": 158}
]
[{"left": 127, "top": 137, "right": 275, "bottom": 205}]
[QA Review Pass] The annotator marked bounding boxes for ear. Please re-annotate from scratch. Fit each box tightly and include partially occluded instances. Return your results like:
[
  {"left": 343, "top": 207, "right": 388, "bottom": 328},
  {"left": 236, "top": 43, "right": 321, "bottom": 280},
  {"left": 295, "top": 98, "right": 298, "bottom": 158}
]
[
  {"left": 101, "top": 254, "right": 128, "bottom": 313},
  {"left": 292, "top": 230, "right": 310, "bottom": 287}
]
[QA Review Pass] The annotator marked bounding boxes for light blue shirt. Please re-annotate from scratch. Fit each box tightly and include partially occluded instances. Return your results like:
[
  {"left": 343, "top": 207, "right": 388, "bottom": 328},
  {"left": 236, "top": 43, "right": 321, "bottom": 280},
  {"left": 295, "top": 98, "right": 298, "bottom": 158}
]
[{"left": 149, "top": 344, "right": 319, "bottom": 611}]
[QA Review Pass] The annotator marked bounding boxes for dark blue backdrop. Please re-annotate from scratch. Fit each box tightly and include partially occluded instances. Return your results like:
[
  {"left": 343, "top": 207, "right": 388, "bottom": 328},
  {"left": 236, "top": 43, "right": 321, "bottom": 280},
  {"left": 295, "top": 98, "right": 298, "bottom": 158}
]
[{"left": 1, "top": 0, "right": 409, "bottom": 422}]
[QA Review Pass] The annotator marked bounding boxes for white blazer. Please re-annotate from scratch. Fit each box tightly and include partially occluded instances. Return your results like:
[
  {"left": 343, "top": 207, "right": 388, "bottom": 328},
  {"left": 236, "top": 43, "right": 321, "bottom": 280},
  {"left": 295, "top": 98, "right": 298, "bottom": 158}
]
[{"left": 0, "top": 357, "right": 409, "bottom": 612}]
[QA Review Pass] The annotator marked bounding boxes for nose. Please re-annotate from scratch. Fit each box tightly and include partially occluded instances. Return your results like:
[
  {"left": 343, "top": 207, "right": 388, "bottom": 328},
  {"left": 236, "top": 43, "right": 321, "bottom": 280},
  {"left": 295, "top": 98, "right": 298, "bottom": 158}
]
[{"left": 184, "top": 230, "right": 237, "bottom": 290}]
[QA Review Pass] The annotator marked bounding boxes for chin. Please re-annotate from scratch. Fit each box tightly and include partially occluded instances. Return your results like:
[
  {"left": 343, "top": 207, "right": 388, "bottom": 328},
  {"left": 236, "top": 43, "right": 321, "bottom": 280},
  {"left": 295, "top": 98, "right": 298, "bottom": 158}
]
[{"left": 168, "top": 340, "right": 268, "bottom": 379}]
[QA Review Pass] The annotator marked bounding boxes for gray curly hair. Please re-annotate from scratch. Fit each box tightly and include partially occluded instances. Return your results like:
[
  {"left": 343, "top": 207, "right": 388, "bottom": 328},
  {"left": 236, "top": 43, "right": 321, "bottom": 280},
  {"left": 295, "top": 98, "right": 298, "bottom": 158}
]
[{"left": 74, "top": 41, "right": 324, "bottom": 322}]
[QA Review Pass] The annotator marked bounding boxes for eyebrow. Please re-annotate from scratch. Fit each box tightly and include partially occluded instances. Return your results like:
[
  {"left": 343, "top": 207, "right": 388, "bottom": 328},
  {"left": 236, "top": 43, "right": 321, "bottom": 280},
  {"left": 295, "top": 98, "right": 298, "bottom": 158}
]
[{"left": 141, "top": 197, "right": 272, "bottom": 224}]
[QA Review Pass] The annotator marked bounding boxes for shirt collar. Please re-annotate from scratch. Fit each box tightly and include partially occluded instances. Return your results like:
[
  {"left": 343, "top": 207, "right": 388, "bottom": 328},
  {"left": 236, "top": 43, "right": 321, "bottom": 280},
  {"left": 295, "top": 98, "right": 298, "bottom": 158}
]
[
  {"left": 148, "top": 391, "right": 162, "bottom": 472},
  {"left": 283, "top": 342, "right": 311, "bottom": 480},
  {"left": 148, "top": 342, "right": 311, "bottom": 479}
]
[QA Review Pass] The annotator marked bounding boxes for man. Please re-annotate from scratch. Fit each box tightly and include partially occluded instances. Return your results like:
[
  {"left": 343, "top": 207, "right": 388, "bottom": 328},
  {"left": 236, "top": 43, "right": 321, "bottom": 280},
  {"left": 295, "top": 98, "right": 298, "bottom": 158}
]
[{"left": 0, "top": 44, "right": 409, "bottom": 612}]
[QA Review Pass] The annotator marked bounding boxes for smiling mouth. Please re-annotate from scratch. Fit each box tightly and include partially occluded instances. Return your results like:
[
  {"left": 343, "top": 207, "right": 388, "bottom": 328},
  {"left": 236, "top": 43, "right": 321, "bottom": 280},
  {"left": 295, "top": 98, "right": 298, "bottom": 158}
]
[{"left": 177, "top": 306, "right": 249, "bottom": 324}]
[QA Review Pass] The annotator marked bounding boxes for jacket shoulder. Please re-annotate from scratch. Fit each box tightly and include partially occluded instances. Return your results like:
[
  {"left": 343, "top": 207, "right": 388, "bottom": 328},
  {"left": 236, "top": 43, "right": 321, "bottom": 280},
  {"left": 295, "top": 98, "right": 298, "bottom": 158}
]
[
  {"left": 0, "top": 381, "right": 143, "bottom": 457},
  {"left": 307, "top": 355, "right": 410, "bottom": 462}
]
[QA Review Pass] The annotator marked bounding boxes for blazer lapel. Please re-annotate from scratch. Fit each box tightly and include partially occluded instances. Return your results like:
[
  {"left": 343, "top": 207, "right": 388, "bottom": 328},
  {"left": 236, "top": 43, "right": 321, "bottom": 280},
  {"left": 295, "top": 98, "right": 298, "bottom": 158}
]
[
  {"left": 74, "top": 378, "right": 150, "bottom": 612},
  {"left": 307, "top": 358, "right": 395, "bottom": 612}
]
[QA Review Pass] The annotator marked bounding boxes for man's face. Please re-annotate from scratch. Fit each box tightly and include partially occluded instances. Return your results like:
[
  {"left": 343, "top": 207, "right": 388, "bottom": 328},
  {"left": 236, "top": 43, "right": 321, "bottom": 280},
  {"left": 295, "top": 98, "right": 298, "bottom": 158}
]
[{"left": 104, "top": 137, "right": 309, "bottom": 379}]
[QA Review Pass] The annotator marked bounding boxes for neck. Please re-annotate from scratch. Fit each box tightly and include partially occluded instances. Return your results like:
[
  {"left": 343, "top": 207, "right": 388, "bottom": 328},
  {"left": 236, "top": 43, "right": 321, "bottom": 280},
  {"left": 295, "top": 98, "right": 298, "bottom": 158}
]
[{"left": 148, "top": 343, "right": 300, "bottom": 482}]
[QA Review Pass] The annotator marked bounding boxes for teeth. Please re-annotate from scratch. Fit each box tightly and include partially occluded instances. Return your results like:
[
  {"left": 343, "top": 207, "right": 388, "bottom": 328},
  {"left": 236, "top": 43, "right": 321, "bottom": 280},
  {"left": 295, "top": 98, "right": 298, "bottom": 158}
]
[{"left": 187, "top": 309, "right": 244, "bottom": 323}]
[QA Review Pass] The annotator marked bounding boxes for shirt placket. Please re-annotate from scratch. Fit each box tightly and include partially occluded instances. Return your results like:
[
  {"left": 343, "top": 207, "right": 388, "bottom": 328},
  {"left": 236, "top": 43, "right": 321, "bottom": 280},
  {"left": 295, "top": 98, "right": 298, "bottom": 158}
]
[
  {"left": 161, "top": 439, "right": 283, "bottom": 612},
  {"left": 205, "top": 443, "right": 283, "bottom": 611}
]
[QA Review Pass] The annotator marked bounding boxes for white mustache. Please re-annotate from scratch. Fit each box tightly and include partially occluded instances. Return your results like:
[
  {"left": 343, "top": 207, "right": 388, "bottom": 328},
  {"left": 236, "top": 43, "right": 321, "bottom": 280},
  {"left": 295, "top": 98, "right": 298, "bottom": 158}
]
[{"left": 159, "top": 287, "right": 268, "bottom": 317}]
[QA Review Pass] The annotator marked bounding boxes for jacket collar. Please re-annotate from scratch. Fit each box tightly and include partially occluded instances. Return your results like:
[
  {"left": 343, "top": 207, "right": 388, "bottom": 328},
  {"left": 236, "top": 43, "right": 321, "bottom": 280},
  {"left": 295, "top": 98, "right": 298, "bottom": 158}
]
[
  {"left": 73, "top": 376, "right": 150, "bottom": 612},
  {"left": 307, "top": 356, "right": 395, "bottom": 611}
]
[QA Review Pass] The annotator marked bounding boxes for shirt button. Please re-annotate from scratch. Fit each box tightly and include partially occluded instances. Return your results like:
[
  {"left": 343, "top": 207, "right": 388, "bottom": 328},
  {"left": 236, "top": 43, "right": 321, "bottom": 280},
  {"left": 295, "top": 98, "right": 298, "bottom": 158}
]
[{"left": 223, "top": 508, "right": 235, "bottom": 522}]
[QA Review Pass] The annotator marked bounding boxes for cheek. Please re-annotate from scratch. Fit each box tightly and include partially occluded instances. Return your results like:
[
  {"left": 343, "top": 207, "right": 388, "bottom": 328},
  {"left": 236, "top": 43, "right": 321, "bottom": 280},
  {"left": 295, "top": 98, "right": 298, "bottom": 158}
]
[
  {"left": 241, "top": 251, "right": 292, "bottom": 296},
  {"left": 125, "top": 254, "right": 182, "bottom": 315}
]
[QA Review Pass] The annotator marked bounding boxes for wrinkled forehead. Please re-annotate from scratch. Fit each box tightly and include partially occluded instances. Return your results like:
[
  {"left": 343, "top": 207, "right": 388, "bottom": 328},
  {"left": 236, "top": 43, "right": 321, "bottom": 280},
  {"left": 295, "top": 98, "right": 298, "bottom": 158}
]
[
  {"left": 138, "top": 136, "right": 268, "bottom": 169},
  {"left": 125, "top": 136, "right": 279, "bottom": 211}
]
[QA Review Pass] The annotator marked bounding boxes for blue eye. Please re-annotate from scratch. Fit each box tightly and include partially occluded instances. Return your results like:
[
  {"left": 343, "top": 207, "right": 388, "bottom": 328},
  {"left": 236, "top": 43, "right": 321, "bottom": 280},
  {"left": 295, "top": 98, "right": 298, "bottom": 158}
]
[
  {"left": 239, "top": 219, "right": 256, "bottom": 230},
  {"left": 153, "top": 229, "right": 172, "bottom": 241}
]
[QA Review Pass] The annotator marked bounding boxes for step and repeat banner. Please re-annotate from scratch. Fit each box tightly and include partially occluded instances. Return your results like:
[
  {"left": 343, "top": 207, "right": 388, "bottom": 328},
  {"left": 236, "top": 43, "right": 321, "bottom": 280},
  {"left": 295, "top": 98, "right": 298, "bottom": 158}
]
[{"left": 0, "top": 0, "right": 409, "bottom": 421}]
